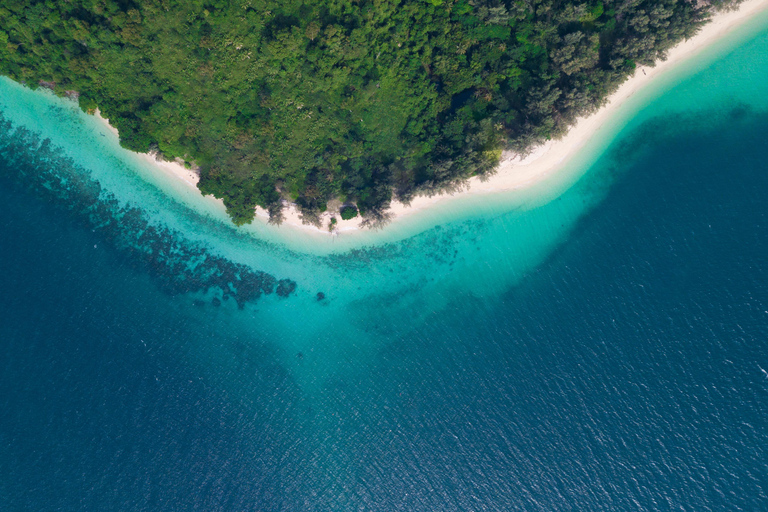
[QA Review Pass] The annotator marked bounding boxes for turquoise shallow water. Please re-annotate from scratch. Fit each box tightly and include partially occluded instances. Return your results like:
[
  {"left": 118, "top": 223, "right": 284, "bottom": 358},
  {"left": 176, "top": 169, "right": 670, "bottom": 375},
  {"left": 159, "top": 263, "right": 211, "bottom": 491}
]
[{"left": 2, "top": 11, "right": 768, "bottom": 511}]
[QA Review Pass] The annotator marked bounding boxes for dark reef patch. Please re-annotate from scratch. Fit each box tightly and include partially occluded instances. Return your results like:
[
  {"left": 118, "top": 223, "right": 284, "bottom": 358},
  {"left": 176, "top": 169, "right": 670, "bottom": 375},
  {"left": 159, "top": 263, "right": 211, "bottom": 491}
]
[
  {"left": 324, "top": 219, "right": 488, "bottom": 274},
  {"left": 0, "top": 113, "right": 295, "bottom": 307},
  {"left": 276, "top": 279, "right": 297, "bottom": 298}
]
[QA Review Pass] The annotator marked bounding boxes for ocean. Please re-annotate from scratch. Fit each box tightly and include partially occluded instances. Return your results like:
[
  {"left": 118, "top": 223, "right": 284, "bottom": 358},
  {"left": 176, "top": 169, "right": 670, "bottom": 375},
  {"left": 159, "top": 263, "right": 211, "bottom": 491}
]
[{"left": 1, "top": 10, "right": 767, "bottom": 511}]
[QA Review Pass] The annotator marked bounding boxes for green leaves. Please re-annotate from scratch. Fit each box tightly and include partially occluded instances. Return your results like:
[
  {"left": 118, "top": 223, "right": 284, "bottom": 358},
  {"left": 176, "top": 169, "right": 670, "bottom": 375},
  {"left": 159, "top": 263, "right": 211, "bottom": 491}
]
[{"left": 340, "top": 204, "right": 358, "bottom": 220}]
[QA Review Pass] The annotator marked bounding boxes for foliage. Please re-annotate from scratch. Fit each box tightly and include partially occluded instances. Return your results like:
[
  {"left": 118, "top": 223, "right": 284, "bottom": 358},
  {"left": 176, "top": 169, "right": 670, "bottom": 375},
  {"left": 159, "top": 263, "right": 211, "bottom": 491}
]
[
  {"left": 0, "top": 0, "right": 737, "bottom": 225},
  {"left": 340, "top": 205, "right": 358, "bottom": 220}
]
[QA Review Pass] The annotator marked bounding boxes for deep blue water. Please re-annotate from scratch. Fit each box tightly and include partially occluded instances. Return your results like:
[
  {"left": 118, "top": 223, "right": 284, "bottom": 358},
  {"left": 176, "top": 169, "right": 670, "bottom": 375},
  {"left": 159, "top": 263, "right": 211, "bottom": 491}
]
[{"left": 2, "top": 20, "right": 768, "bottom": 512}]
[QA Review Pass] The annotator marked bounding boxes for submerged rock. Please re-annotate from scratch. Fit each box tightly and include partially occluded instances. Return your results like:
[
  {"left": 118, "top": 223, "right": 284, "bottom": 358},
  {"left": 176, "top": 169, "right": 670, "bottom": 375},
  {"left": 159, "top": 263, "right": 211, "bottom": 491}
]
[{"left": 276, "top": 279, "right": 297, "bottom": 297}]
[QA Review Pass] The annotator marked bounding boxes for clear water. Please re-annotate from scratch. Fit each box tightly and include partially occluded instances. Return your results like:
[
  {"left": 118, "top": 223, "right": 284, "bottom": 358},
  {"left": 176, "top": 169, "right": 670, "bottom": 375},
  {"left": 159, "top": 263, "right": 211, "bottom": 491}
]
[{"left": 1, "top": 11, "right": 768, "bottom": 511}]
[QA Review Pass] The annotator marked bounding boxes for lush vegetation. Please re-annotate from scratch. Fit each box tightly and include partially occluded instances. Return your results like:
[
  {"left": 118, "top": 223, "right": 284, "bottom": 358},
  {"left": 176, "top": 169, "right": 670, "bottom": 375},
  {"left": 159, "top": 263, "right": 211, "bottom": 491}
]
[{"left": 0, "top": 0, "right": 739, "bottom": 226}]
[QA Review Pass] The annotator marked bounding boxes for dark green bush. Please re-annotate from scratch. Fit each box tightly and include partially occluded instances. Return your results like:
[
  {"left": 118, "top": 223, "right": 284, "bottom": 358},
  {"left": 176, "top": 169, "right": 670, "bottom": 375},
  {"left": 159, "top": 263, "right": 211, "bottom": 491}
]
[{"left": 340, "top": 205, "right": 358, "bottom": 221}]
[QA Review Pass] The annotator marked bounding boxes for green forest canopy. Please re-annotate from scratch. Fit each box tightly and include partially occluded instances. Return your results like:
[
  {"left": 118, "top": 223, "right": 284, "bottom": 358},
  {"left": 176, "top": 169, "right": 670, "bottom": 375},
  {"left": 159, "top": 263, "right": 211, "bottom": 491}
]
[{"left": 0, "top": 0, "right": 738, "bottom": 226}]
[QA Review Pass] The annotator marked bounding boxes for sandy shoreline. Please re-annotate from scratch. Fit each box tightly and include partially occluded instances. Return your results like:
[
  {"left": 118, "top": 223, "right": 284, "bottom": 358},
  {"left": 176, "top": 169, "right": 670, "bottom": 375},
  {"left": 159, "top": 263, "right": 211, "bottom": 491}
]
[{"left": 95, "top": 0, "right": 768, "bottom": 236}]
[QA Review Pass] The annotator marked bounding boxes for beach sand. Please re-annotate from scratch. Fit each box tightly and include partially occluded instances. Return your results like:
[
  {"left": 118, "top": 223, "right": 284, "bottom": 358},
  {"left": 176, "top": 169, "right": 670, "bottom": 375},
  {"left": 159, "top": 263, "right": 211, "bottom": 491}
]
[{"left": 94, "top": 0, "right": 768, "bottom": 237}]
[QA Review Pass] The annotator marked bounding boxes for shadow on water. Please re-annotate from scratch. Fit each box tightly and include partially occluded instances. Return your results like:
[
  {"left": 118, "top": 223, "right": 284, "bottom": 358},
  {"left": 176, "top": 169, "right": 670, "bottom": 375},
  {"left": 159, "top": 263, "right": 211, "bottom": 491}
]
[{"left": 510, "top": 104, "right": 768, "bottom": 290}]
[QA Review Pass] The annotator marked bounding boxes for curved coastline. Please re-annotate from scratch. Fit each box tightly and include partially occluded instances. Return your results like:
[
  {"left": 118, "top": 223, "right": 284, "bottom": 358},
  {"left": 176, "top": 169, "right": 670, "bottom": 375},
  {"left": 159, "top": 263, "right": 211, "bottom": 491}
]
[{"left": 94, "top": 0, "right": 768, "bottom": 241}]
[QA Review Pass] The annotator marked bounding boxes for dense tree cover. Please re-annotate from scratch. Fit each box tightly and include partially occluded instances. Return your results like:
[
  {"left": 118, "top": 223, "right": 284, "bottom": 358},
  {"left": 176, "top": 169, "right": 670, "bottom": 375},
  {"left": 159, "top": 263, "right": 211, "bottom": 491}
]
[{"left": 0, "top": 0, "right": 739, "bottom": 226}]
